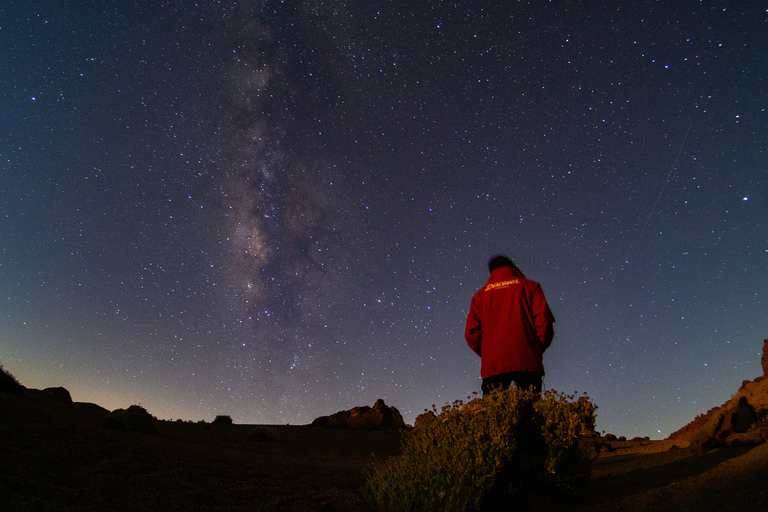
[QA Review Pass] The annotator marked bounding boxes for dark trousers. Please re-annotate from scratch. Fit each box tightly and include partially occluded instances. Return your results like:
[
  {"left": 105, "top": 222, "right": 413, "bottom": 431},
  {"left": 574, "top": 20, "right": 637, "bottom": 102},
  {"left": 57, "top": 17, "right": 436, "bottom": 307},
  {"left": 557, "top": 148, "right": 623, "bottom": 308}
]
[{"left": 481, "top": 371, "right": 543, "bottom": 395}]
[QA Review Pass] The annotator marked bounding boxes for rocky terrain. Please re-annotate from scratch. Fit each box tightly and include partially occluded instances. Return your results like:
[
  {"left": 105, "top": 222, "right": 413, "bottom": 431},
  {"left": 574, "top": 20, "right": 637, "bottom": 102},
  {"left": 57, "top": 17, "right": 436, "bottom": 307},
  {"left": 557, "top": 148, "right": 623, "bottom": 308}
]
[
  {"left": 2, "top": 340, "right": 767, "bottom": 511},
  {"left": 310, "top": 398, "right": 406, "bottom": 431},
  {"left": 0, "top": 383, "right": 402, "bottom": 511},
  {"left": 666, "top": 340, "right": 768, "bottom": 452}
]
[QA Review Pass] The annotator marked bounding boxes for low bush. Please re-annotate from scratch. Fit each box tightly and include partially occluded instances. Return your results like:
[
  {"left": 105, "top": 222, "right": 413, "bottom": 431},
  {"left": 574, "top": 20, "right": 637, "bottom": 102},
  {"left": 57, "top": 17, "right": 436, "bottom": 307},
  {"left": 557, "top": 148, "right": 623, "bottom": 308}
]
[
  {"left": 213, "top": 415, "right": 233, "bottom": 425},
  {"left": 364, "top": 387, "right": 597, "bottom": 512},
  {"left": 105, "top": 405, "right": 160, "bottom": 435}
]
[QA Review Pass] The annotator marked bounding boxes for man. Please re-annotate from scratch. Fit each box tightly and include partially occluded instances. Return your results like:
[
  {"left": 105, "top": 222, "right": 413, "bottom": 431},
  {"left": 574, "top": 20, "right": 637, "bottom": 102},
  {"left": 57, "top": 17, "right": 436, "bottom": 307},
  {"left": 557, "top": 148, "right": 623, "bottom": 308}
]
[{"left": 465, "top": 255, "right": 555, "bottom": 394}]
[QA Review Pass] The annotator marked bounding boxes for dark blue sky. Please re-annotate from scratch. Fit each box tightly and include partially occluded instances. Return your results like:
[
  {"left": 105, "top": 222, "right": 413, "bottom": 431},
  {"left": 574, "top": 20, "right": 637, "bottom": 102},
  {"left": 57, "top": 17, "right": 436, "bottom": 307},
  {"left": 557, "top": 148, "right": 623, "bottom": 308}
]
[{"left": 2, "top": 1, "right": 766, "bottom": 438}]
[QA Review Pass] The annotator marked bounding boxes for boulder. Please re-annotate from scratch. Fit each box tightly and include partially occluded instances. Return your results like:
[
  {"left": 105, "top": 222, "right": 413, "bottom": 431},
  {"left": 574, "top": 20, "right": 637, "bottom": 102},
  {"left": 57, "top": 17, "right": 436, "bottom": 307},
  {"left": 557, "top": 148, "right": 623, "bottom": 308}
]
[
  {"left": 346, "top": 405, "right": 377, "bottom": 430},
  {"left": 312, "top": 399, "right": 406, "bottom": 430},
  {"left": 720, "top": 396, "right": 757, "bottom": 435},
  {"left": 724, "top": 430, "right": 768, "bottom": 449},
  {"left": 43, "top": 387, "right": 72, "bottom": 403}
]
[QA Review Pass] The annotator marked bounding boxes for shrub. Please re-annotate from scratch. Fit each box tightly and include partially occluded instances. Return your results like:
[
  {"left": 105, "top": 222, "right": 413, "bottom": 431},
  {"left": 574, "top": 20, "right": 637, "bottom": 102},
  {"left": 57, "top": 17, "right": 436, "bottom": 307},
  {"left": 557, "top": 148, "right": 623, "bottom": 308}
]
[
  {"left": 364, "top": 387, "right": 597, "bottom": 512},
  {"left": 213, "top": 415, "right": 233, "bottom": 425},
  {"left": 105, "top": 405, "right": 160, "bottom": 435},
  {"left": 0, "top": 363, "right": 25, "bottom": 395}
]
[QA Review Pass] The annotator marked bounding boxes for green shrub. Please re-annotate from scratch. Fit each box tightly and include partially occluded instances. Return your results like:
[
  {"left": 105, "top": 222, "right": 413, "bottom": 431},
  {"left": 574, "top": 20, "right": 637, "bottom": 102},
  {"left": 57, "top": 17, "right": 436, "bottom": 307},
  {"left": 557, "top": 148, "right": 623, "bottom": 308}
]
[
  {"left": 0, "top": 363, "right": 25, "bottom": 395},
  {"left": 105, "top": 405, "right": 160, "bottom": 435},
  {"left": 364, "top": 387, "right": 597, "bottom": 512},
  {"left": 213, "top": 414, "right": 233, "bottom": 425}
]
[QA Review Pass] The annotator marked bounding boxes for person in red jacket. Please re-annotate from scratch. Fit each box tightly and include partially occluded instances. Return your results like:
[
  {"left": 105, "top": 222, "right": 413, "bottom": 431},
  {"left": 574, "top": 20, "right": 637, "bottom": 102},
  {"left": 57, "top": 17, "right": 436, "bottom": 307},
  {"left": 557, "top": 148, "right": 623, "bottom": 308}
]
[{"left": 465, "top": 255, "right": 555, "bottom": 394}]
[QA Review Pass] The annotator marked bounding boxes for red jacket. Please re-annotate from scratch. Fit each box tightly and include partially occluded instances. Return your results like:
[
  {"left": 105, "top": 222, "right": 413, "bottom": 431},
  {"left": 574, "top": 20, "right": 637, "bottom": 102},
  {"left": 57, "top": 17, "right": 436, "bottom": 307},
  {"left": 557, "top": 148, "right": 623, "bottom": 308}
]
[{"left": 465, "top": 266, "right": 555, "bottom": 379}]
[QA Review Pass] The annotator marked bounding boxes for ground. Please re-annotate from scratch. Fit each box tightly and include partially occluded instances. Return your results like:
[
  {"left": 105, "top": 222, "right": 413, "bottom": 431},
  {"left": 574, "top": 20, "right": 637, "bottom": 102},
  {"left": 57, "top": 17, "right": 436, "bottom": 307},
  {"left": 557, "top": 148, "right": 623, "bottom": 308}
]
[{"left": 2, "top": 389, "right": 767, "bottom": 511}]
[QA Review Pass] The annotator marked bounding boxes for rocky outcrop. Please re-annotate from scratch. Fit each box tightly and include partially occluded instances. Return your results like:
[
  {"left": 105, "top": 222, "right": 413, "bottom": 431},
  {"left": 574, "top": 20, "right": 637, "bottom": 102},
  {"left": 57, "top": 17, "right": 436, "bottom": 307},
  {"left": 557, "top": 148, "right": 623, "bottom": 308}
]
[
  {"left": 26, "top": 386, "right": 74, "bottom": 403},
  {"left": 763, "top": 338, "right": 768, "bottom": 376},
  {"left": 43, "top": 387, "right": 73, "bottom": 403},
  {"left": 668, "top": 339, "right": 768, "bottom": 451},
  {"left": 311, "top": 399, "right": 406, "bottom": 430}
]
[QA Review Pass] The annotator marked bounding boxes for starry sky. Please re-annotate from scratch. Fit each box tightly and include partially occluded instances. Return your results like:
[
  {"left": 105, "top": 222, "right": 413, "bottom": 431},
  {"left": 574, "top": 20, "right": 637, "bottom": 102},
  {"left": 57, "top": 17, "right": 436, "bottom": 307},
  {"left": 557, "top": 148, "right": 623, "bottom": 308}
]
[{"left": 1, "top": 1, "right": 766, "bottom": 439}]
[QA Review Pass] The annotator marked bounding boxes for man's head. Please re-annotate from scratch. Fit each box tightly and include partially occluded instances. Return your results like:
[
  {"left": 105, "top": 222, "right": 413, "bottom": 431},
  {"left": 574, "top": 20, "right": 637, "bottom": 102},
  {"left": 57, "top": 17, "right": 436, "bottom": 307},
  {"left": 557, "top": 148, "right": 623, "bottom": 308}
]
[{"left": 487, "top": 254, "right": 519, "bottom": 273}]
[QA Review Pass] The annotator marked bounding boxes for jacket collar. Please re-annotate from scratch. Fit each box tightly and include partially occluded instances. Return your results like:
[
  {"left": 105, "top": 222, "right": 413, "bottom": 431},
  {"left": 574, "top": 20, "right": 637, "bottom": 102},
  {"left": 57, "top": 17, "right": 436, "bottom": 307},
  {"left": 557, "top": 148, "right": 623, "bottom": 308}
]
[{"left": 487, "top": 266, "right": 524, "bottom": 283}]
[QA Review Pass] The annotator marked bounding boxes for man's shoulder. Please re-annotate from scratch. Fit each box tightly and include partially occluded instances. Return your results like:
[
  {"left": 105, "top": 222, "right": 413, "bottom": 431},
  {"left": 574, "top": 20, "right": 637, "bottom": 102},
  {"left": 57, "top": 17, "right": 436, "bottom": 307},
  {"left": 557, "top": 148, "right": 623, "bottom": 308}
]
[{"left": 523, "top": 276, "right": 541, "bottom": 287}]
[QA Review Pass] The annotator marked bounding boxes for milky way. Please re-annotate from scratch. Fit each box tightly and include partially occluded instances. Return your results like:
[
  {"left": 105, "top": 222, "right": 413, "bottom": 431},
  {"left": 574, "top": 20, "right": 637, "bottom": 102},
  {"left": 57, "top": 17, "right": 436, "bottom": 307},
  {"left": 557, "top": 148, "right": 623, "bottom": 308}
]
[{"left": 1, "top": 1, "right": 766, "bottom": 437}]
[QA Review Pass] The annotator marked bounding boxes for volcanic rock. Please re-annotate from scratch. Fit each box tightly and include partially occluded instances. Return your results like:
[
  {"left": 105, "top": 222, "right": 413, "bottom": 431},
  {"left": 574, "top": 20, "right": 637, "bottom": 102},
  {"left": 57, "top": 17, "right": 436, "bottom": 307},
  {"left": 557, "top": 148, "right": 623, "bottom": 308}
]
[
  {"left": 762, "top": 338, "right": 768, "bottom": 376},
  {"left": 311, "top": 399, "right": 406, "bottom": 430},
  {"left": 668, "top": 339, "right": 768, "bottom": 452},
  {"left": 723, "top": 429, "right": 768, "bottom": 448},
  {"left": 42, "top": 387, "right": 73, "bottom": 403},
  {"left": 721, "top": 396, "right": 757, "bottom": 433}
]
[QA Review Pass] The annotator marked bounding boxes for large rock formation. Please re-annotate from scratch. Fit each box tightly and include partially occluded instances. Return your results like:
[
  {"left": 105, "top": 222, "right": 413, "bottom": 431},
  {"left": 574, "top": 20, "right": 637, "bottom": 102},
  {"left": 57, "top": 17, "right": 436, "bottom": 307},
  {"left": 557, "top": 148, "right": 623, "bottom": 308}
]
[
  {"left": 25, "top": 386, "right": 74, "bottom": 403},
  {"left": 668, "top": 339, "right": 768, "bottom": 451},
  {"left": 311, "top": 399, "right": 407, "bottom": 430},
  {"left": 43, "top": 387, "right": 73, "bottom": 403}
]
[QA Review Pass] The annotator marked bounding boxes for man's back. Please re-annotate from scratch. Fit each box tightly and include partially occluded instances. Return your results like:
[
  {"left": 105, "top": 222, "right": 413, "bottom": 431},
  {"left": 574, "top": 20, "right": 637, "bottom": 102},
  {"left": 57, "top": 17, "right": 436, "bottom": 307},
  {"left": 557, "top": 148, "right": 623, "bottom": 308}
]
[{"left": 465, "top": 265, "right": 555, "bottom": 380}]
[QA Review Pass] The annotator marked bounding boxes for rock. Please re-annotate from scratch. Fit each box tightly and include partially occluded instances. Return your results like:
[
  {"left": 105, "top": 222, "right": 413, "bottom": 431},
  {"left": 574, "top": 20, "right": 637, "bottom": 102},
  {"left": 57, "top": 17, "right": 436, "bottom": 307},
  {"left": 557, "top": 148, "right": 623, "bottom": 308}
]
[
  {"left": 762, "top": 339, "right": 768, "bottom": 376},
  {"left": 310, "top": 416, "right": 327, "bottom": 428},
  {"left": 43, "top": 387, "right": 72, "bottom": 403},
  {"left": 311, "top": 399, "right": 406, "bottom": 430},
  {"left": 369, "top": 398, "right": 405, "bottom": 430},
  {"left": 724, "top": 430, "right": 767, "bottom": 448},
  {"left": 669, "top": 339, "right": 768, "bottom": 452},
  {"left": 346, "top": 405, "right": 376, "bottom": 430},
  {"left": 738, "top": 376, "right": 768, "bottom": 415},
  {"left": 720, "top": 396, "right": 757, "bottom": 435}
]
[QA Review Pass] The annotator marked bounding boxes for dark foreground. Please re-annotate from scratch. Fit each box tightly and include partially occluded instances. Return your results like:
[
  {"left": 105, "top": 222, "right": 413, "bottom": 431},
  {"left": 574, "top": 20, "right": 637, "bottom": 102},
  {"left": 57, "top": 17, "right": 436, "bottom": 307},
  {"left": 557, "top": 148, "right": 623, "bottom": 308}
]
[{"left": 2, "top": 389, "right": 767, "bottom": 511}]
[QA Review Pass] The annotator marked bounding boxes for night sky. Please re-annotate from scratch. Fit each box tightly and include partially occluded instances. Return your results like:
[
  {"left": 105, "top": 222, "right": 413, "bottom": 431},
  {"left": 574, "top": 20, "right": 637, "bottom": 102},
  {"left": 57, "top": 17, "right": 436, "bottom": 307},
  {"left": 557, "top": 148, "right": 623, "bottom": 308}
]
[{"left": 2, "top": 1, "right": 766, "bottom": 439}]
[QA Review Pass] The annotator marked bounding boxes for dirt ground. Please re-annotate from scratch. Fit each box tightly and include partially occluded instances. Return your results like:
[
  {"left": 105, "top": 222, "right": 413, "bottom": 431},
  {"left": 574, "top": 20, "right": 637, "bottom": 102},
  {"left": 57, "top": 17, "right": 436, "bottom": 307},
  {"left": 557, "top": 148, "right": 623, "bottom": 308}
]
[
  {"left": 2, "top": 390, "right": 768, "bottom": 511},
  {"left": 540, "top": 439, "right": 768, "bottom": 511}
]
